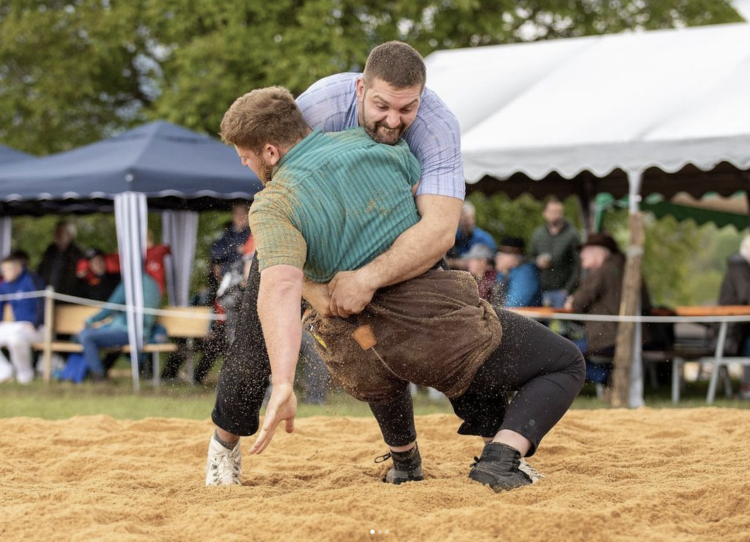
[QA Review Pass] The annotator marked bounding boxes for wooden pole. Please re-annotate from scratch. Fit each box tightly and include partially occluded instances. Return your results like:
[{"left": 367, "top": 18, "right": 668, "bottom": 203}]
[
  {"left": 42, "top": 287, "right": 54, "bottom": 383},
  {"left": 611, "top": 212, "right": 644, "bottom": 407}
]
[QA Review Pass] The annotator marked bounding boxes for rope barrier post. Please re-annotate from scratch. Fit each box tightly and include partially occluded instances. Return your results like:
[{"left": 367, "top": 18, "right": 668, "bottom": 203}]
[
  {"left": 611, "top": 169, "right": 645, "bottom": 407},
  {"left": 42, "top": 287, "right": 55, "bottom": 383}
]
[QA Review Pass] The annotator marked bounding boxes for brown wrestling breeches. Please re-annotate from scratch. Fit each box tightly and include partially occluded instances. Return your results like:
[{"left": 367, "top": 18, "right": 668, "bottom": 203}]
[{"left": 304, "top": 269, "right": 502, "bottom": 403}]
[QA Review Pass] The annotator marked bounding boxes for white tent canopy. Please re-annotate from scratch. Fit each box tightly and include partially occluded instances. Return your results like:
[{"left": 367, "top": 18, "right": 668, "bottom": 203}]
[{"left": 425, "top": 23, "right": 750, "bottom": 198}]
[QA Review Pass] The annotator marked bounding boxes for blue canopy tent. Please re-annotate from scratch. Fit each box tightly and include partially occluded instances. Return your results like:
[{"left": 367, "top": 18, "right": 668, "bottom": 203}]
[
  {"left": 0, "top": 144, "right": 36, "bottom": 258},
  {"left": 0, "top": 121, "right": 262, "bottom": 390}
]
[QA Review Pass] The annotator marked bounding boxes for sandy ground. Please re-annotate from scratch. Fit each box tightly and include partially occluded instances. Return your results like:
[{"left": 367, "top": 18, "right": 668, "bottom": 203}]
[{"left": 1, "top": 409, "right": 749, "bottom": 542}]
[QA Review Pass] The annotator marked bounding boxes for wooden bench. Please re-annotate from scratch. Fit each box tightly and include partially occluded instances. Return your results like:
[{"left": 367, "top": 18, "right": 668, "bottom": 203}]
[{"left": 30, "top": 301, "right": 213, "bottom": 385}]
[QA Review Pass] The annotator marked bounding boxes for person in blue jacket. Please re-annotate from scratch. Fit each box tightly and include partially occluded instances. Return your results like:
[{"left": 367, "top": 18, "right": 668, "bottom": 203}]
[
  {"left": 493, "top": 237, "right": 542, "bottom": 308},
  {"left": 76, "top": 272, "right": 161, "bottom": 380},
  {"left": 0, "top": 254, "right": 46, "bottom": 384}
]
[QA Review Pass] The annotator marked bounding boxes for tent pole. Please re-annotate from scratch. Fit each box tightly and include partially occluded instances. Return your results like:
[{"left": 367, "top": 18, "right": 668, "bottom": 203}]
[
  {"left": 576, "top": 174, "right": 597, "bottom": 235},
  {"left": 0, "top": 217, "right": 12, "bottom": 259},
  {"left": 115, "top": 193, "right": 147, "bottom": 393},
  {"left": 611, "top": 169, "right": 645, "bottom": 408}
]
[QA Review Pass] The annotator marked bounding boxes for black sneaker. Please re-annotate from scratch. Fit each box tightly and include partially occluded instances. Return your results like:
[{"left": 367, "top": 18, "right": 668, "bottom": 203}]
[
  {"left": 468, "top": 442, "right": 533, "bottom": 492},
  {"left": 375, "top": 443, "right": 424, "bottom": 485}
]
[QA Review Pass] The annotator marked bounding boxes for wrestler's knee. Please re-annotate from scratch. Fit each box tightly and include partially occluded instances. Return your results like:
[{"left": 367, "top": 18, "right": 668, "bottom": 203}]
[{"left": 561, "top": 340, "right": 586, "bottom": 392}]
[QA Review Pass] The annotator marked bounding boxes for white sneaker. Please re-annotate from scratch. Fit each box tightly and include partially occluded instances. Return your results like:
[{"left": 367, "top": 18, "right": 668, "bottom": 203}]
[
  {"left": 205, "top": 436, "right": 242, "bottom": 486},
  {"left": 518, "top": 458, "right": 545, "bottom": 484}
]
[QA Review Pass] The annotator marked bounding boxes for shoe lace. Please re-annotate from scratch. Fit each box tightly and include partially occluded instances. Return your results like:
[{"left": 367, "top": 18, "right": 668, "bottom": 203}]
[
  {"left": 209, "top": 450, "right": 241, "bottom": 484},
  {"left": 518, "top": 459, "right": 545, "bottom": 482},
  {"left": 470, "top": 456, "right": 481, "bottom": 468},
  {"left": 374, "top": 452, "right": 391, "bottom": 464}
]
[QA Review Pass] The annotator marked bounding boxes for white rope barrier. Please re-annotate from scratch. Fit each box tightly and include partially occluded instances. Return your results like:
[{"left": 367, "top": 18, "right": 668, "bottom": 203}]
[
  {"left": 507, "top": 309, "right": 750, "bottom": 324},
  {"left": 0, "top": 289, "right": 225, "bottom": 321},
  {"left": 2, "top": 288, "right": 748, "bottom": 325}
]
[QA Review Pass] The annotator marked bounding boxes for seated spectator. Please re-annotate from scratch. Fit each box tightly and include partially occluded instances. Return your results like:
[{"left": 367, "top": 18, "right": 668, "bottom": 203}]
[
  {"left": 0, "top": 254, "right": 45, "bottom": 384},
  {"left": 76, "top": 272, "right": 161, "bottom": 381},
  {"left": 492, "top": 236, "right": 542, "bottom": 308},
  {"left": 564, "top": 233, "right": 650, "bottom": 382},
  {"left": 37, "top": 220, "right": 85, "bottom": 297},
  {"left": 718, "top": 234, "right": 750, "bottom": 399},
  {"left": 461, "top": 243, "right": 497, "bottom": 301},
  {"left": 75, "top": 248, "right": 121, "bottom": 302},
  {"left": 447, "top": 202, "right": 497, "bottom": 270}
]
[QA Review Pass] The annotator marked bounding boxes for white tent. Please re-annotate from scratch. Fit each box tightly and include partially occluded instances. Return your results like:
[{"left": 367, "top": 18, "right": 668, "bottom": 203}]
[
  {"left": 425, "top": 22, "right": 750, "bottom": 203},
  {"left": 426, "top": 23, "right": 750, "bottom": 407}
]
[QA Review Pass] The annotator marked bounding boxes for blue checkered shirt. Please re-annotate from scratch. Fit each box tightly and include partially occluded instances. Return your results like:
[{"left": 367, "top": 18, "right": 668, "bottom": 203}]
[{"left": 296, "top": 72, "right": 465, "bottom": 200}]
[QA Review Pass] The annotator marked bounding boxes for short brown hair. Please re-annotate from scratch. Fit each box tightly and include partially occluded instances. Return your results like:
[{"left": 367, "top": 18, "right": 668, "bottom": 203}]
[
  {"left": 363, "top": 41, "right": 426, "bottom": 90},
  {"left": 220, "top": 87, "right": 309, "bottom": 153}
]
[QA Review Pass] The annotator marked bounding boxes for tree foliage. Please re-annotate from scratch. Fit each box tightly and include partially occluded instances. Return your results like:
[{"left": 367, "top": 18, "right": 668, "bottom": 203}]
[
  {"left": 0, "top": 0, "right": 743, "bottom": 296},
  {"left": 0, "top": 0, "right": 741, "bottom": 154}
]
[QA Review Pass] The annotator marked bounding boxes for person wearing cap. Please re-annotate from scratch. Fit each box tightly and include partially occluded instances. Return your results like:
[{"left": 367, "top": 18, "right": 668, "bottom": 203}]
[
  {"left": 717, "top": 234, "right": 750, "bottom": 399},
  {"left": 493, "top": 237, "right": 542, "bottom": 308},
  {"left": 564, "top": 233, "right": 650, "bottom": 358},
  {"left": 461, "top": 243, "right": 497, "bottom": 301}
]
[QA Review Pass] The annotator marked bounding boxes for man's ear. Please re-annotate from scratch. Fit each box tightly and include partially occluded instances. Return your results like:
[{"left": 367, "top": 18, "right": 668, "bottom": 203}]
[
  {"left": 263, "top": 143, "right": 282, "bottom": 166},
  {"left": 355, "top": 78, "right": 366, "bottom": 101}
]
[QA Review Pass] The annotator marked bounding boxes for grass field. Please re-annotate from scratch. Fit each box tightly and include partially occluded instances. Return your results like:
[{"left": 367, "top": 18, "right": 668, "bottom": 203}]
[{"left": 2, "top": 364, "right": 750, "bottom": 420}]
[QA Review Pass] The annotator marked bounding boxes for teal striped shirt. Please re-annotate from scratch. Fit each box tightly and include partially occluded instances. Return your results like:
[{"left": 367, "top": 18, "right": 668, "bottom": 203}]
[{"left": 250, "top": 128, "right": 421, "bottom": 283}]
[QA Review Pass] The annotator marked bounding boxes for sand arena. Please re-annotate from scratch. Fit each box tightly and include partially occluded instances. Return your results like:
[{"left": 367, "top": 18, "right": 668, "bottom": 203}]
[{"left": 1, "top": 408, "right": 749, "bottom": 542}]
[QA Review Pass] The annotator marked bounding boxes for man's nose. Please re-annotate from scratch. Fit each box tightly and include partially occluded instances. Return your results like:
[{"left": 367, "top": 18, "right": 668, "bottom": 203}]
[{"left": 383, "top": 111, "right": 400, "bottom": 128}]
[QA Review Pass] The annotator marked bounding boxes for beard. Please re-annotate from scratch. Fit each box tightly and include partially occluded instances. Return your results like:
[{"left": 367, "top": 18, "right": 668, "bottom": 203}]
[
  {"left": 361, "top": 110, "right": 405, "bottom": 145},
  {"left": 257, "top": 160, "right": 274, "bottom": 185}
]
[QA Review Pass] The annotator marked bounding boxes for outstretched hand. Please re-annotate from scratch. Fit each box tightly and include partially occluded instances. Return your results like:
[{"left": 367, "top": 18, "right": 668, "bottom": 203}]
[
  {"left": 328, "top": 270, "right": 376, "bottom": 318},
  {"left": 248, "top": 383, "right": 297, "bottom": 455}
]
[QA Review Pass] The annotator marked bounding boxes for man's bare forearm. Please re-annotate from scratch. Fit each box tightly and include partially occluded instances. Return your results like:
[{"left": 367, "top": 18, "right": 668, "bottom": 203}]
[
  {"left": 359, "top": 195, "right": 463, "bottom": 289},
  {"left": 258, "top": 265, "right": 304, "bottom": 386}
]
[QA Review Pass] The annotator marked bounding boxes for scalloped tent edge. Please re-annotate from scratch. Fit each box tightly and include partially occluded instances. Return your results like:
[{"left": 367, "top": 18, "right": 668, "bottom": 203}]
[{"left": 425, "top": 22, "right": 750, "bottom": 222}]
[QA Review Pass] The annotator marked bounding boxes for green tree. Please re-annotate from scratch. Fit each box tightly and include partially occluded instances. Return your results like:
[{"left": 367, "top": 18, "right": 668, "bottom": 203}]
[
  {"left": 0, "top": 0, "right": 743, "bottom": 300},
  {"left": 0, "top": 0, "right": 741, "bottom": 154}
]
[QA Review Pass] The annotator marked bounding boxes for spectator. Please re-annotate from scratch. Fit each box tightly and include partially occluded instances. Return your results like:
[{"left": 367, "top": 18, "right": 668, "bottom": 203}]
[
  {"left": 492, "top": 236, "right": 542, "bottom": 308},
  {"left": 564, "top": 233, "right": 650, "bottom": 373},
  {"left": 447, "top": 202, "right": 497, "bottom": 270},
  {"left": 210, "top": 202, "right": 251, "bottom": 276},
  {"left": 146, "top": 230, "right": 170, "bottom": 297},
  {"left": 0, "top": 254, "right": 46, "bottom": 384},
  {"left": 718, "top": 234, "right": 750, "bottom": 399},
  {"left": 37, "top": 220, "right": 85, "bottom": 297},
  {"left": 75, "top": 248, "right": 121, "bottom": 302},
  {"left": 461, "top": 243, "right": 497, "bottom": 301},
  {"left": 529, "top": 198, "right": 580, "bottom": 308},
  {"left": 76, "top": 272, "right": 161, "bottom": 381}
]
